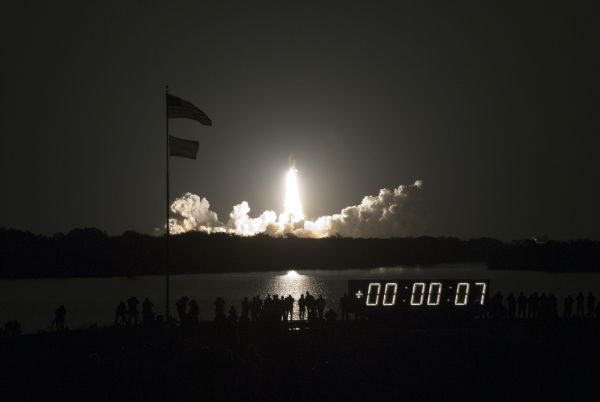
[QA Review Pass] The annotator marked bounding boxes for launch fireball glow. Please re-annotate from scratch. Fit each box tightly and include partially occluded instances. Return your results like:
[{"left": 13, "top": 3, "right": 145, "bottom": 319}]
[{"left": 283, "top": 154, "right": 304, "bottom": 223}]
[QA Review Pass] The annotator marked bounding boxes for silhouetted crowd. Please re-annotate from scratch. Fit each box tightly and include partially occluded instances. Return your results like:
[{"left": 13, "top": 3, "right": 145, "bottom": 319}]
[
  {"left": 114, "top": 297, "right": 157, "bottom": 327},
  {"left": 4, "top": 290, "right": 600, "bottom": 337},
  {"left": 209, "top": 292, "right": 337, "bottom": 325},
  {"left": 487, "top": 291, "right": 600, "bottom": 320},
  {"left": 108, "top": 291, "right": 337, "bottom": 329}
]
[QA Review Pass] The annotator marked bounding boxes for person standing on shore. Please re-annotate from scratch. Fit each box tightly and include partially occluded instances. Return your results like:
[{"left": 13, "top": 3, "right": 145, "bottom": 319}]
[
  {"left": 54, "top": 305, "right": 66, "bottom": 332},
  {"left": 215, "top": 297, "right": 226, "bottom": 322},
  {"left": 176, "top": 296, "right": 189, "bottom": 323},
  {"left": 586, "top": 292, "right": 595, "bottom": 318},
  {"left": 507, "top": 293, "right": 516, "bottom": 320},
  {"left": 316, "top": 295, "right": 326, "bottom": 320},
  {"left": 127, "top": 296, "right": 139, "bottom": 326},
  {"left": 142, "top": 298, "right": 155, "bottom": 324},
  {"left": 340, "top": 293, "right": 349, "bottom": 321},
  {"left": 563, "top": 295, "right": 574, "bottom": 318},
  {"left": 576, "top": 292, "right": 585, "bottom": 317},
  {"left": 228, "top": 306, "right": 238, "bottom": 324},
  {"left": 517, "top": 292, "right": 527, "bottom": 319},
  {"left": 115, "top": 301, "right": 127, "bottom": 326},
  {"left": 187, "top": 299, "right": 199, "bottom": 324},
  {"left": 298, "top": 294, "right": 306, "bottom": 320},
  {"left": 285, "top": 295, "right": 295, "bottom": 321}
]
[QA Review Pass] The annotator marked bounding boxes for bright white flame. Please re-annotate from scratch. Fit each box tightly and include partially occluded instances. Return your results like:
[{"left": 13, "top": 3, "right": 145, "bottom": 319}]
[{"left": 284, "top": 168, "right": 304, "bottom": 222}]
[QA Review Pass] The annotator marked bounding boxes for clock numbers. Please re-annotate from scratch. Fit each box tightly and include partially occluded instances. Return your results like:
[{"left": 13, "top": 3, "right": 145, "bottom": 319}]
[
  {"left": 382, "top": 283, "right": 398, "bottom": 306},
  {"left": 427, "top": 282, "right": 442, "bottom": 306},
  {"left": 366, "top": 283, "right": 381, "bottom": 306},
  {"left": 475, "top": 282, "right": 487, "bottom": 305},
  {"left": 454, "top": 282, "right": 470, "bottom": 306},
  {"left": 410, "top": 282, "right": 426, "bottom": 305},
  {"left": 356, "top": 280, "right": 488, "bottom": 308}
]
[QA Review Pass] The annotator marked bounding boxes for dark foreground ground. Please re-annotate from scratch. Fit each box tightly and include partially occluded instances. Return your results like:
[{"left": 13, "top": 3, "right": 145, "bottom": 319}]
[{"left": 1, "top": 320, "right": 599, "bottom": 401}]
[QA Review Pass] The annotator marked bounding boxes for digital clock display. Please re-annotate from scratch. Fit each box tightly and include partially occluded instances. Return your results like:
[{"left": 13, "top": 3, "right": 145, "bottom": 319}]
[{"left": 348, "top": 280, "right": 489, "bottom": 309}]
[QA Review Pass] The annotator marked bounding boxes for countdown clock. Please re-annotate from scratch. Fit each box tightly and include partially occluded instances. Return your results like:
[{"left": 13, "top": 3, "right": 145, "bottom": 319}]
[{"left": 348, "top": 280, "right": 489, "bottom": 314}]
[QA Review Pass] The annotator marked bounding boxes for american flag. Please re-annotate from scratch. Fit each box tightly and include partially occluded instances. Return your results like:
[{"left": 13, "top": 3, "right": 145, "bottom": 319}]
[
  {"left": 167, "top": 94, "right": 212, "bottom": 126},
  {"left": 169, "top": 136, "right": 199, "bottom": 159}
]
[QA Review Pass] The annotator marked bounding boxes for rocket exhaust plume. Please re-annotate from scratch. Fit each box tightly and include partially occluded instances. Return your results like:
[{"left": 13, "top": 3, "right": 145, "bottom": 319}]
[
  {"left": 168, "top": 156, "right": 425, "bottom": 237},
  {"left": 283, "top": 154, "right": 304, "bottom": 223}
]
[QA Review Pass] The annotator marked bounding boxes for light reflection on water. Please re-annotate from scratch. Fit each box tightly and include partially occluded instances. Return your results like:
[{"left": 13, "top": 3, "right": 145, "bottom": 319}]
[
  {"left": 264, "top": 271, "right": 317, "bottom": 296},
  {"left": 260, "top": 270, "right": 327, "bottom": 320}
]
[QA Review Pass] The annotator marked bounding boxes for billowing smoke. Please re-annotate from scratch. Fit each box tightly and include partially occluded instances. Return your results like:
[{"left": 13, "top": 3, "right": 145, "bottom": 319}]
[
  {"left": 168, "top": 193, "right": 224, "bottom": 235},
  {"left": 169, "top": 180, "right": 424, "bottom": 238}
]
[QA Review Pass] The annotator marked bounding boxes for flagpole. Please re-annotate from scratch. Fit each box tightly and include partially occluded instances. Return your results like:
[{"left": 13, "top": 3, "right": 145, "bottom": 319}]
[{"left": 165, "top": 85, "right": 171, "bottom": 321}]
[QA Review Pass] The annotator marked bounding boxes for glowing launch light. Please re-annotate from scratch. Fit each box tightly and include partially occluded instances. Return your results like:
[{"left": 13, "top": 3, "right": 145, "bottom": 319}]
[
  {"left": 285, "top": 270, "right": 300, "bottom": 278},
  {"left": 284, "top": 167, "right": 304, "bottom": 223}
]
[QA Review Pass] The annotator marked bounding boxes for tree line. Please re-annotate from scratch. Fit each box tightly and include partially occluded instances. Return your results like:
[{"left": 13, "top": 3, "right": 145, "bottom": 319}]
[{"left": 0, "top": 228, "right": 599, "bottom": 278}]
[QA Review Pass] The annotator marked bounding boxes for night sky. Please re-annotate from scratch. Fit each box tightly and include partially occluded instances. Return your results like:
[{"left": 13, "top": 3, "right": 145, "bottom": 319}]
[{"left": 1, "top": 2, "right": 598, "bottom": 240}]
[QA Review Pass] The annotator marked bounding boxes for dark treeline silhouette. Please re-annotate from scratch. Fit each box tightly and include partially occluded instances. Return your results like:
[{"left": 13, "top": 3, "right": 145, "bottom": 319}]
[
  {"left": 1, "top": 227, "right": 600, "bottom": 278},
  {"left": 486, "top": 238, "right": 600, "bottom": 272}
]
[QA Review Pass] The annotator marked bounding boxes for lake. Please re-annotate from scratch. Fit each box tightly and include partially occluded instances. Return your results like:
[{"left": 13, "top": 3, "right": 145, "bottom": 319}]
[{"left": 2, "top": 263, "right": 600, "bottom": 333}]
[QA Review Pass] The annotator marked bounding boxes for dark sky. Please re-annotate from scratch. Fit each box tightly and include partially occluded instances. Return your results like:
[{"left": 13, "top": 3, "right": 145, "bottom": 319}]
[{"left": 1, "top": 2, "right": 598, "bottom": 240}]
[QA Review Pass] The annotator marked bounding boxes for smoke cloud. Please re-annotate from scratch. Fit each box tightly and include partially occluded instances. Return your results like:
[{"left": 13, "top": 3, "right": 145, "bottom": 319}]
[
  {"left": 168, "top": 193, "right": 224, "bottom": 235},
  {"left": 169, "top": 180, "right": 424, "bottom": 238}
]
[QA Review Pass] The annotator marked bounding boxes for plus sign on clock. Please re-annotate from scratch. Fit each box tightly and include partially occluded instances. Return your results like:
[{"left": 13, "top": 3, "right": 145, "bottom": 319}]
[{"left": 355, "top": 290, "right": 364, "bottom": 299}]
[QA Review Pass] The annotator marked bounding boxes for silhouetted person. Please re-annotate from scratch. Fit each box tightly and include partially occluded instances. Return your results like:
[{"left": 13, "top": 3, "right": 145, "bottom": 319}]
[
  {"left": 187, "top": 299, "right": 199, "bottom": 324},
  {"left": 142, "top": 298, "right": 155, "bottom": 324},
  {"left": 250, "top": 295, "right": 262, "bottom": 322},
  {"left": 576, "top": 292, "right": 585, "bottom": 317},
  {"left": 532, "top": 293, "right": 540, "bottom": 318},
  {"left": 279, "top": 295, "right": 286, "bottom": 322},
  {"left": 316, "top": 295, "right": 326, "bottom": 320},
  {"left": 540, "top": 293, "right": 548, "bottom": 319},
  {"left": 507, "top": 293, "right": 516, "bottom": 320},
  {"left": 517, "top": 292, "right": 527, "bottom": 319},
  {"left": 527, "top": 293, "right": 539, "bottom": 319},
  {"left": 54, "top": 305, "right": 66, "bottom": 332},
  {"left": 215, "top": 297, "right": 226, "bottom": 322},
  {"left": 340, "top": 293, "right": 349, "bottom": 321},
  {"left": 285, "top": 295, "right": 295, "bottom": 321},
  {"left": 306, "top": 292, "right": 317, "bottom": 321},
  {"left": 298, "top": 294, "right": 306, "bottom": 320},
  {"left": 127, "top": 296, "right": 139, "bottom": 325},
  {"left": 564, "top": 295, "right": 574, "bottom": 318},
  {"left": 549, "top": 293, "right": 558, "bottom": 319},
  {"left": 176, "top": 296, "right": 189, "bottom": 323},
  {"left": 490, "top": 291, "right": 504, "bottom": 320},
  {"left": 262, "top": 295, "right": 272, "bottom": 322},
  {"left": 249, "top": 296, "right": 257, "bottom": 321},
  {"left": 586, "top": 292, "right": 595, "bottom": 318},
  {"left": 115, "top": 301, "right": 127, "bottom": 326},
  {"left": 228, "top": 306, "right": 238, "bottom": 325},
  {"left": 275, "top": 296, "right": 285, "bottom": 323},
  {"left": 241, "top": 297, "right": 250, "bottom": 320}
]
